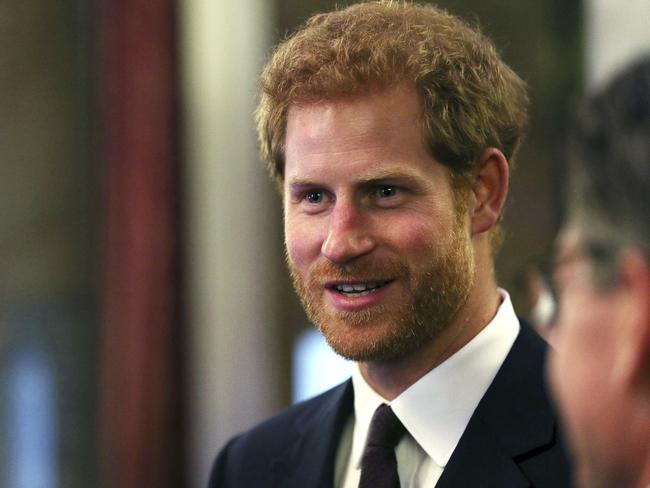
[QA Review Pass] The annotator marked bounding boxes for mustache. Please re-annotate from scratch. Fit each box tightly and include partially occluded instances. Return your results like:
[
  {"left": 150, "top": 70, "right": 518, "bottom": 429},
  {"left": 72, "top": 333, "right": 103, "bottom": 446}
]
[{"left": 286, "top": 252, "right": 409, "bottom": 283}]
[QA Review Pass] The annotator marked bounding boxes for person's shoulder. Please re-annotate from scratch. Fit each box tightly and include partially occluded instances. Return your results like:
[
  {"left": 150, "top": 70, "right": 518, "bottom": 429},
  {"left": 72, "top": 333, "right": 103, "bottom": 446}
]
[
  {"left": 207, "top": 380, "right": 352, "bottom": 487},
  {"left": 242, "top": 379, "right": 350, "bottom": 440}
]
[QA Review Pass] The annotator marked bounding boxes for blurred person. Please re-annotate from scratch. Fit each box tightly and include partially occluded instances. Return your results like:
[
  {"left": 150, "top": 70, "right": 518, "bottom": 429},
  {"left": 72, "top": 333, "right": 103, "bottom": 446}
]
[
  {"left": 549, "top": 56, "right": 650, "bottom": 488},
  {"left": 210, "top": 2, "right": 571, "bottom": 487}
]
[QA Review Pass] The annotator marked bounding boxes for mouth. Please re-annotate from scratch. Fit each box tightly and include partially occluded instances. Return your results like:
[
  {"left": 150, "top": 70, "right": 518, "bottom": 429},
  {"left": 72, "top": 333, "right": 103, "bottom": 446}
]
[{"left": 326, "top": 280, "right": 392, "bottom": 297}]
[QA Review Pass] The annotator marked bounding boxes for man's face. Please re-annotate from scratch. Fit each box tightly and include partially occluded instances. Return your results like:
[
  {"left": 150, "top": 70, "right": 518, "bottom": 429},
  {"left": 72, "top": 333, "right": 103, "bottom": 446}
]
[
  {"left": 549, "top": 227, "right": 629, "bottom": 488},
  {"left": 283, "top": 84, "right": 475, "bottom": 363}
]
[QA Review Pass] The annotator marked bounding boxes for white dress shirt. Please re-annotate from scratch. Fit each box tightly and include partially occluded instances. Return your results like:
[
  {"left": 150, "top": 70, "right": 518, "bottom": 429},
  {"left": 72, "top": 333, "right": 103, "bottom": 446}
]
[{"left": 334, "top": 289, "right": 520, "bottom": 487}]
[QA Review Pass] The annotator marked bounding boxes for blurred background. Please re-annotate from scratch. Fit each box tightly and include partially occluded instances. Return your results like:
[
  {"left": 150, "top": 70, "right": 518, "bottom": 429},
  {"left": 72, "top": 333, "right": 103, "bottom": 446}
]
[{"left": 0, "top": 0, "right": 648, "bottom": 487}]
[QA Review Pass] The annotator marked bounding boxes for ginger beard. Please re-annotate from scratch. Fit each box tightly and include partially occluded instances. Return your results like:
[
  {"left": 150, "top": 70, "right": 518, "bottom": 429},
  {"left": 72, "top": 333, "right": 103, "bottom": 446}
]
[{"left": 288, "top": 216, "right": 476, "bottom": 362}]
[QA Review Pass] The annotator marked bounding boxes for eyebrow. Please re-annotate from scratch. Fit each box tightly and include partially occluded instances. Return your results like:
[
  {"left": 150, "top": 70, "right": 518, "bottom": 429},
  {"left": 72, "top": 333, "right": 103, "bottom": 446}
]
[{"left": 286, "top": 170, "right": 422, "bottom": 189}]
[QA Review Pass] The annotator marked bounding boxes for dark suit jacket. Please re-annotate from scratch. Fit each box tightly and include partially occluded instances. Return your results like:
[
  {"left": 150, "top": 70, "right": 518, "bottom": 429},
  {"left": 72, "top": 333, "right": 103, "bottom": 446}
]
[{"left": 208, "top": 323, "right": 572, "bottom": 487}]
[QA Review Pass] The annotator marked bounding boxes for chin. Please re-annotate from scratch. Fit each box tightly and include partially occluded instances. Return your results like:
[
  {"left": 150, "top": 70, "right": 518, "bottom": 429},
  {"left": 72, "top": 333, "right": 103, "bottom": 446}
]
[
  {"left": 319, "top": 316, "right": 437, "bottom": 363},
  {"left": 318, "top": 320, "right": 394, "bottom": 361},
  {"left": 331, "top": 342, "right": 415, "bottom": 363}
]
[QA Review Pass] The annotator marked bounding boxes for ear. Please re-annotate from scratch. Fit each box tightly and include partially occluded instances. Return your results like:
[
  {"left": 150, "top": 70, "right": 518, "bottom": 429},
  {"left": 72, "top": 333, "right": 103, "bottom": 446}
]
[
  {"left": 470, "top": 148, "right": 510, "bottom": 235},
  {"left": 612, "top": 249, "right": 650, "bottom": 397}
]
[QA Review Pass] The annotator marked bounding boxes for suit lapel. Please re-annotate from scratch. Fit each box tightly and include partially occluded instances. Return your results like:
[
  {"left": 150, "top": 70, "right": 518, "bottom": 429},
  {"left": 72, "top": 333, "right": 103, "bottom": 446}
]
[
  {"left": 267, "top": 325, "right": 557, "bottom": 488},
  {"left": 437, "top": 324, "right": 556, "bottom": 488},
  {"left": 270, "top": 380, "right": 354, "bottom": 488},
  {"left": 435, "top": 417, "right": 531, "bottom": 487}
]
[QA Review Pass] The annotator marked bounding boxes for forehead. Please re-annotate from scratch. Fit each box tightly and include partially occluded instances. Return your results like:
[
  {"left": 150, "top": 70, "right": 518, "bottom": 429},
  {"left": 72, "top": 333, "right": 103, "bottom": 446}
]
[{"left": 284, "top": 84, "right": 431, "bottom": 178}]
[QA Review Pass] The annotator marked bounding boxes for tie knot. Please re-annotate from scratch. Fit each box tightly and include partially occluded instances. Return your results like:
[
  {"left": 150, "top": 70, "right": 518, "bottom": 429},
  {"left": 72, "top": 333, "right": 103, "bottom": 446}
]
[{"left": 366, "top": 404, "right": 405, "bottom": 449}]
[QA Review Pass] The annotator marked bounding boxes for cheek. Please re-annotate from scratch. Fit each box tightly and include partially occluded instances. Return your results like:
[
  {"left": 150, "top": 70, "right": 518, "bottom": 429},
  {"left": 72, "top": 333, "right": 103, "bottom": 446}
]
[
  {"left": 550, "top": 323, "right": 585, "bottom": 411},
  {"left": 550, "top": 293, "right": 594, "bottom": 395},
  {"left": 382, "top": 214, "right": 442, "bottom": 256},
  {"left": 553, "top": 297, "right": 598, "bottom": 390},
  {"left": 551, "top": 294, "right": 618, "bottom": 439},
  {"left": 549, "top": 327, "right": 594, "bottom": 464},
  {"left": 284, "top": 216, "right": 322, "bottom": 270}
]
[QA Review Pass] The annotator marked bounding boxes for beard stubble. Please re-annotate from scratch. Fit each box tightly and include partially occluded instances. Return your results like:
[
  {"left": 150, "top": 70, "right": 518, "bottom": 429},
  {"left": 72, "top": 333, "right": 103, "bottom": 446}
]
[{"left": 288, "top": 219, "right": 475, "bottom": 362}]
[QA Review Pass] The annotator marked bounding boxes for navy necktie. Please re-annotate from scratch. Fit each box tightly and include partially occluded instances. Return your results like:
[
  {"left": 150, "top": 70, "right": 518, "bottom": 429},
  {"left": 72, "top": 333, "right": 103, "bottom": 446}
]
[{"left": 359, "top": 403, "right": 406, "bottom": 488}]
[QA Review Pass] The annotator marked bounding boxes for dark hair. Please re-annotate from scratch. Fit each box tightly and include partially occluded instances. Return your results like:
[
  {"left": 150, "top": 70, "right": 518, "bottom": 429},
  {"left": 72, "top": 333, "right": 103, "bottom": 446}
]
[{"left": 567, "top": 56, "right": 650, "bottom": 280}]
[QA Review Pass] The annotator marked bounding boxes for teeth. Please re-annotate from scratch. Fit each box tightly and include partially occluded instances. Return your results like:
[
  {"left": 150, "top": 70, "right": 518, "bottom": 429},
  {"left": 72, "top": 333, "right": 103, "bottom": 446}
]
[{"left": 335, "top": 282, "right": 386, "bottom": 295}]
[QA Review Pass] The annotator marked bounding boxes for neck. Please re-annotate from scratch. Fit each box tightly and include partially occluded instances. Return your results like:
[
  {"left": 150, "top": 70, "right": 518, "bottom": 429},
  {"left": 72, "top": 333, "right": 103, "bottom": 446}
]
[{"left": 359, "top": 258, "right": 500, "bottom": 400}]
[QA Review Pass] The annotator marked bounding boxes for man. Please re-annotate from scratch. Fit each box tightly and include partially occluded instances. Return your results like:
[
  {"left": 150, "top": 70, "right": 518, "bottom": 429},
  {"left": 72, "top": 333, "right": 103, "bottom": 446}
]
[
  {"left": 549, "top": 57, "right": 650, "bottom": 488},
  {"left": 210, "top": 2, "right": 571, "bottom": 486}
]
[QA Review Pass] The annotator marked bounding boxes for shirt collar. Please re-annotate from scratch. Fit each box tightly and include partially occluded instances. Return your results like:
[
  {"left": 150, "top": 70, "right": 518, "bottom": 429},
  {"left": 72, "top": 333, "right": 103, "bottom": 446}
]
[{"left": 350, "top": 289, "right": 520, "bottom": 469}]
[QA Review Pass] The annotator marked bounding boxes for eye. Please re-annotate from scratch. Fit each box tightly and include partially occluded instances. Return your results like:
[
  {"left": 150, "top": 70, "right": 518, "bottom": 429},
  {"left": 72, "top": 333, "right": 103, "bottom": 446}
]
[
  {"left": 305, "top": 190, "right": 324, "bottom": 203},
  {"left": 368, "top": 184, "right": 406, "bottom": 209},
  {"left": 377, "top": 185, "right": 398, "bottom": 198}
]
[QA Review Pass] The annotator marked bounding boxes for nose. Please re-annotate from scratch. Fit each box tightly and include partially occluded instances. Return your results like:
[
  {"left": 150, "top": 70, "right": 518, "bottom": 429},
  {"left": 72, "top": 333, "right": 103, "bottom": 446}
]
[{"left": 321, "top": 200, "right": 376, "bottom": 264}]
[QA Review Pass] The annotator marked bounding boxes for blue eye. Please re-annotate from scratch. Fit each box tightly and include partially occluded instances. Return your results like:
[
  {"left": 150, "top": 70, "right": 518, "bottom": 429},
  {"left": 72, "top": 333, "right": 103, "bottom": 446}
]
[
  {"left": 377, "top": 185, "right": 397, "bottom": 198},
  {"left": 306, "top": 190, "right": 323, "bottom": 203}
]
